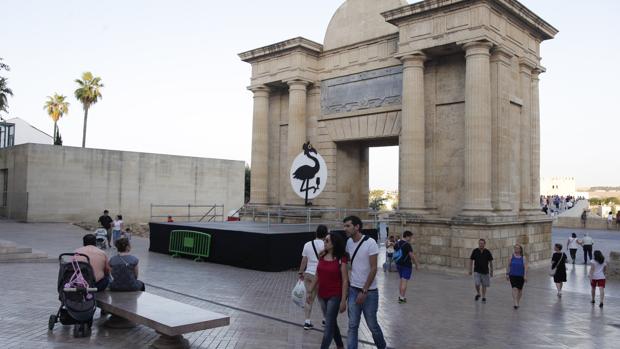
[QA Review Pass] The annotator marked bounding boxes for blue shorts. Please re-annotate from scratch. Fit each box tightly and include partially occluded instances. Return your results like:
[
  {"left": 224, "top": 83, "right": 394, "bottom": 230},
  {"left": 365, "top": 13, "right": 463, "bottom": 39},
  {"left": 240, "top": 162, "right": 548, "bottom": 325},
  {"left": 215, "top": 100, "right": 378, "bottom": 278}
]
[{"left": 397, "top": 265, "right": 412, "bottom": 280}]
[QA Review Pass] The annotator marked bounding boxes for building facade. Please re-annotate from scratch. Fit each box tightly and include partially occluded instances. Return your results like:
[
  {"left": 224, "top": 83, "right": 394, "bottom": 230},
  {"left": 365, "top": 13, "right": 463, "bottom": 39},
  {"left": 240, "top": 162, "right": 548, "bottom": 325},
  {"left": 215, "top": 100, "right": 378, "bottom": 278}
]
[{"left": 0, "top": 144, "right": 244, "bottom": 223}]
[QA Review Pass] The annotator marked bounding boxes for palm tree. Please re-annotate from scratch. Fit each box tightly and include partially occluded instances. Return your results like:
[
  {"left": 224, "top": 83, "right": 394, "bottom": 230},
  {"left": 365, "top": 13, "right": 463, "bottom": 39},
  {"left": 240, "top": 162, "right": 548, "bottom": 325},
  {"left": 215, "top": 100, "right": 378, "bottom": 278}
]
[
  {"left": 0, "top": 77, "right": 13, "bottom": 118},
  {"left": 0, "top": 58, "right": 12, "bottom": 119},
  {"left": 74, "top": 71, "right": 103, "bottom": 147},
  {"left": 44, "top": 94, "right": 69, "bottom": 145}
]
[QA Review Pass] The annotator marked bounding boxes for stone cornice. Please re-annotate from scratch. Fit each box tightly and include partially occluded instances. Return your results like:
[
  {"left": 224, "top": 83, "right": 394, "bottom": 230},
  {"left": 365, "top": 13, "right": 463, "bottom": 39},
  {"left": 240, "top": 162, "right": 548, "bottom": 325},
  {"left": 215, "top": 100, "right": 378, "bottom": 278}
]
[
  {"left": 382, "top": 0, "right": 558, "bottom": 41},
  {"left": 239, "top": 37, "right": 323, "bottom": 63}
]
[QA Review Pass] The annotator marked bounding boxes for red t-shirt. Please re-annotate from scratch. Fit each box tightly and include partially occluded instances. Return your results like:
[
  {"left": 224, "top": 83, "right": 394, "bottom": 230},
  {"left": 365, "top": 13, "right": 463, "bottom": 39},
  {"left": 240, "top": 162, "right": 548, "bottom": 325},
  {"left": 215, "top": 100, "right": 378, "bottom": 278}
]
[{"left": 317, "top": 255, "right": 347, "bottom": 299}]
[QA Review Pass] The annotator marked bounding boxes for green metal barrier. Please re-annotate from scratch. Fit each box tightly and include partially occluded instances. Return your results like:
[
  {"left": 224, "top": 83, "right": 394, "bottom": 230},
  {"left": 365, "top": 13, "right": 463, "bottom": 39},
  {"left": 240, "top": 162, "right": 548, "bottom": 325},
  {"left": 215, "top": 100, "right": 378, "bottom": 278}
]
[{"left": 169, "top": 230, "right": 211, "bottom": 261}]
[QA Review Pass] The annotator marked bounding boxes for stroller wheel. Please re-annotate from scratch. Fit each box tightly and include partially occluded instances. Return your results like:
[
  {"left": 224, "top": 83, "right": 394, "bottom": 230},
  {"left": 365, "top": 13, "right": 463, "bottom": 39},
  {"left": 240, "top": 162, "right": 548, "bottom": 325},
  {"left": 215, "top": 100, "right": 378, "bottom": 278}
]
[{"left": 48, "top": 314, "right": 56, "bottom": 331}]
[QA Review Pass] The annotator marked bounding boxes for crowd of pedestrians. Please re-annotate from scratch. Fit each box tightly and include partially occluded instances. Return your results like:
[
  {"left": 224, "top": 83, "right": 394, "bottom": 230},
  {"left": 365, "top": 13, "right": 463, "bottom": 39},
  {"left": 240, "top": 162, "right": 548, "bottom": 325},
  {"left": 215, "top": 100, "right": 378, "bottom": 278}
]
[{"left": 297, "top": 217, "right": 610, "bottom": 348}]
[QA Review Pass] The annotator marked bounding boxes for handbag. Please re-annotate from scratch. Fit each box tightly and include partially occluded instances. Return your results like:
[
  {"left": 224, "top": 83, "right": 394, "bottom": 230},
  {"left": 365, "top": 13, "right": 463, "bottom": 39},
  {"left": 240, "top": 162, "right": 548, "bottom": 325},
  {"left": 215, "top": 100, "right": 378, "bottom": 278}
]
[{"left": 549, "top": 253, "right": 565, "bottom": 277}]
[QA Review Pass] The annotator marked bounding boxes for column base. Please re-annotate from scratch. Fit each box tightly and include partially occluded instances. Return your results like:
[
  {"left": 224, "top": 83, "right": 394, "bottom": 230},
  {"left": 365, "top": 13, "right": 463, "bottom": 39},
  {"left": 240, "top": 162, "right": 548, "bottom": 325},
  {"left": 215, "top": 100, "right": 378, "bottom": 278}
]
[
  {"left": 459, "top": 206, "right": 495, "bottom": 217},
  {"left": 151, "top": 332, "right": 189, "bottom": 349},
  {"left": 520, "top": 206, "right": 543, "bottom": 216},
  {"left": 397, "top": 207, "right": 431, "bottom": 216}
]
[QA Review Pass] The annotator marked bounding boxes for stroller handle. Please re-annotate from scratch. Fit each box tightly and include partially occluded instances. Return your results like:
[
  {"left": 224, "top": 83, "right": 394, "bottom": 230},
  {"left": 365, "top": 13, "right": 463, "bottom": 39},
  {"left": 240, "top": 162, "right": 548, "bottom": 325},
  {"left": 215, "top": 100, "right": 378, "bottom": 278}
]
[
  {"left": 59, "top": 252, "right": 91, "bottom": 263},
  {"left": 64, "top": 287, "right": 98, "bottom": 292}
]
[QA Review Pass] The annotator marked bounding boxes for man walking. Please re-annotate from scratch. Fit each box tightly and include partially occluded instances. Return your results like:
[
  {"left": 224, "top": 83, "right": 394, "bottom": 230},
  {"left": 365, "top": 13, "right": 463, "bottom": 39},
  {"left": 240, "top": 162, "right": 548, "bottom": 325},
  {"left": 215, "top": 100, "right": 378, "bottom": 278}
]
[
  {"left": 297, "top": 225, "right": 327, "bottom": 330},
  {"left": 395, "top": 230, "right": 419, "bottom": 304},
  {"left": 469, "top": 239, "right": 494, "bottom": 303},
  {"left": 343, "top": 216, "right": 386, "bottom": 349},
  {"left": 580, "top": 233, "right": 594, "bottom": 264},
  {"left": 98, "top": 209, "right": 113, "bottom": 247}
]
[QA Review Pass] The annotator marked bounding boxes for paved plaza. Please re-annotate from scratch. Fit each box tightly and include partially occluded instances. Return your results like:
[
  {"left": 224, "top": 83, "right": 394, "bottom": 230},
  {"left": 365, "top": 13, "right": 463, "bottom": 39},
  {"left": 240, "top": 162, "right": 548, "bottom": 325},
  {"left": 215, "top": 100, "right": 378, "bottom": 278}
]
[{"left": 0, "top": 221, "right": 619, "bottom": 349}]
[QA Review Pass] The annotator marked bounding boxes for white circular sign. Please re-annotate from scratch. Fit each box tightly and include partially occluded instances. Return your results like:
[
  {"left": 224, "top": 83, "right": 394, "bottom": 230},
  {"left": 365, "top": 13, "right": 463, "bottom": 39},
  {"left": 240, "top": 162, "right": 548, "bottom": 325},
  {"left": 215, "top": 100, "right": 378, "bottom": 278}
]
[{"left": 290, "top": 144, "right": 328, "bottom": 201}]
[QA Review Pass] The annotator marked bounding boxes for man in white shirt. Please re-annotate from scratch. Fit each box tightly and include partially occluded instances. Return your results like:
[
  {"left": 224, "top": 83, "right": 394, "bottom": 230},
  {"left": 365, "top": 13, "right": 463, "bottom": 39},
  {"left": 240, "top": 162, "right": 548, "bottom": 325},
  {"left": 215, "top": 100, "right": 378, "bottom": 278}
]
[
  {"left": 297, "top": 225, "right": 327, "bottom": 330},
  {"left": 580, "top": 233, "right": 594, "bottom": 264},
  {"left": 343, "top": 215, "right": 386, "bottom": 349}
]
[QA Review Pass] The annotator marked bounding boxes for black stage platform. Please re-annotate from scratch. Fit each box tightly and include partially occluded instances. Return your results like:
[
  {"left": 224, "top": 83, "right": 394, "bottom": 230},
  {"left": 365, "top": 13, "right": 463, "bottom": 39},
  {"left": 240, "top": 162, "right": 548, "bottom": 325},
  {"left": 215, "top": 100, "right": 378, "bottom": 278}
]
[{"left": 149, "top": 221, "right": 378, "bottom": 272}]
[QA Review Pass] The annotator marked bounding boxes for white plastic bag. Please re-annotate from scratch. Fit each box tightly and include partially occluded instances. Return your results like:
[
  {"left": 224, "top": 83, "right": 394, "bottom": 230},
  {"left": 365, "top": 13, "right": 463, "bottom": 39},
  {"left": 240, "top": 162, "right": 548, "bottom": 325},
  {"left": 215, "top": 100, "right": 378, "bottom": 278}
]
[{"left": 291, "top": 280, "right": 306, "bottom": 308}]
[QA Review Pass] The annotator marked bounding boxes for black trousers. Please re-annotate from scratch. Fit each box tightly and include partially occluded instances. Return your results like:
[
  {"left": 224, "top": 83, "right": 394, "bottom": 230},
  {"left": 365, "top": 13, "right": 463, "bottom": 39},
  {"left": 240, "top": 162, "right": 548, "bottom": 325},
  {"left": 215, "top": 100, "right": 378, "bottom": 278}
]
[
  {"left": 583, "top": 245, "right": 593, "bottom": 263},
  {"left": 569, "top": 248, "right": 577, "bottom": 263}
]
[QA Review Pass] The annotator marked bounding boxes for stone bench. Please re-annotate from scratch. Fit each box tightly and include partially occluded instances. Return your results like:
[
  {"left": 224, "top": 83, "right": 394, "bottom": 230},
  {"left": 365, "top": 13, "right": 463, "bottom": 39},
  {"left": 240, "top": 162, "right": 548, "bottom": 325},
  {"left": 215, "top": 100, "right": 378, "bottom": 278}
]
[{"left": 96, "top": 291, "right": 230, "bottom": 349}]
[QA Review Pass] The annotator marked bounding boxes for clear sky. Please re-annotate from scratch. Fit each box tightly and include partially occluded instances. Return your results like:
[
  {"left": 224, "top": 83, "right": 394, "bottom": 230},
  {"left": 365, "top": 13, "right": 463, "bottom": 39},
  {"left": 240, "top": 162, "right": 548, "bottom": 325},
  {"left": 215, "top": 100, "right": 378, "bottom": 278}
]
[{"left": 2, "top": 0, "right": 619, "bottom": 190}]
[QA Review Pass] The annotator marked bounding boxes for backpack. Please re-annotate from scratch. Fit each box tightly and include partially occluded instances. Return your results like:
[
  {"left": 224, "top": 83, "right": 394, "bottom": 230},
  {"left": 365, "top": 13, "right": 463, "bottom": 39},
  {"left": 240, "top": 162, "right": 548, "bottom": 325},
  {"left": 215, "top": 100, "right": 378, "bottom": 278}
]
[{"left": 393, "top": 241, "right": 406, "bottom": 264}]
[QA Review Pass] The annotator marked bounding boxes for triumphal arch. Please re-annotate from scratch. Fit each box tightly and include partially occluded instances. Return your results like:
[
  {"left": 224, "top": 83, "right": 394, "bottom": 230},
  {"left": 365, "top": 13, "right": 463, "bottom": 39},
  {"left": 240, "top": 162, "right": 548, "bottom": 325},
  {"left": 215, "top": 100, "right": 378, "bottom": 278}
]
[{"left": 240, "top": 0, "right": 558, "bottom": 271}]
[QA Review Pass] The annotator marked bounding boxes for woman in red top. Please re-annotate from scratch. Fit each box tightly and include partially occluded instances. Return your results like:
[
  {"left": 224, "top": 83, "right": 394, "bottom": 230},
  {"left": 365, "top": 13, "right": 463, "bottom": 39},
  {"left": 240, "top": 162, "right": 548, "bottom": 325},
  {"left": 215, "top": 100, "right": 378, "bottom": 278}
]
[{"left": 307, "top": 232, "right": 348, "bottom": 349}]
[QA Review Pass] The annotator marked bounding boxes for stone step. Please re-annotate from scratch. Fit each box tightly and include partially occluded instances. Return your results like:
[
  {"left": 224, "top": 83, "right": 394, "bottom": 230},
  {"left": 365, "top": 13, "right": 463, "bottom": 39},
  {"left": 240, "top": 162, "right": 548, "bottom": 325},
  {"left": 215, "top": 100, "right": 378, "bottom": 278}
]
[
  {"left": 0, "top": 249, "right": 48, "bottom": 261},
  {"left": 0, "top": 246, "right": 32, "bottom": 254}
]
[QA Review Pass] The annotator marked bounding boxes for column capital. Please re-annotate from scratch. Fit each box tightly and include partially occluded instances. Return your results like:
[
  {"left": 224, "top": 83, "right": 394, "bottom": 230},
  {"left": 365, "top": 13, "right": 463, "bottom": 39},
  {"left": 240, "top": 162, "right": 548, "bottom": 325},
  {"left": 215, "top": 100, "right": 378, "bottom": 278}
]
[
  {"left": 308, "top": 84, "right": 321, "bottom": 96},
  {"left": 531, "top": 66, "right": 546, "bottom": 79},
  {"left": 247, "top": 84, "right": 270, "bottom": 97},
  {"left": 285, "top": 79, "right": 312, "bottom": 90},
  {"left": 490, "top": 46, "right": 514, "bottom": 64},
  {"left": 400, "top": 52, "right": 427, "bottom": 68},
  {"left": 463, "top": 41, "right": 493, "bottom": 57},
  {"left": 518, "top": 58, "right": 538, "bottom": 74}
]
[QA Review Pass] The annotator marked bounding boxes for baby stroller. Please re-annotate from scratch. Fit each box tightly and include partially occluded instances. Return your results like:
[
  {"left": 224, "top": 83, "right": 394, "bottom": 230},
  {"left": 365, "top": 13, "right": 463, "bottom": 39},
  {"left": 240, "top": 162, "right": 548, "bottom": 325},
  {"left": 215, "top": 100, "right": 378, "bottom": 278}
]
[
  {"left": 48, "top": 253, "right": 98, "bottom": 337},
  {"left": 94, "top": 228, "right": 108, "bottom": 249}
]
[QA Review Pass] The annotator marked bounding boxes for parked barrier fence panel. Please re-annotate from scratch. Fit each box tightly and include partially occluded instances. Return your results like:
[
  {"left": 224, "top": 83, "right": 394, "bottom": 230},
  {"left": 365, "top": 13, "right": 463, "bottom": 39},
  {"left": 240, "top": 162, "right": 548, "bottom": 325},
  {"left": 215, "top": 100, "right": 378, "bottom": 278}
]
[{"left": 169, "top": 230, "right": 211, "bottom": 261}]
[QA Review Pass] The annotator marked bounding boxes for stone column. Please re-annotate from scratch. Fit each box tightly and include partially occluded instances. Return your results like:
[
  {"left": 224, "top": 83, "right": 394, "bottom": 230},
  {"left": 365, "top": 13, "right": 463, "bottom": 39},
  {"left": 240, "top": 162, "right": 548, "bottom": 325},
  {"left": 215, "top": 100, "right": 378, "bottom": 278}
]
[
  {"left": 530, "top": 68, "right": 543, "bottom": 209},
  {"left": 248, "top": 85, "right": 270, "bottom": 205},
  {"left": 462, "top": 41, "right": 494, "bottom": 215},
  {"left": 286, "top": 79, "right": 310, "bottom": 204},
  {"left": 399, "top": 53, "right": 427, "bottom": 213},
  {"left": 518, "top": 60, "right": 535, "bottom": 212},
  {"left": 306, "top": 85, "right": 321, "bottom": 147},
  {"left": 490, "top": 46, "right": 513, "bottom": 212}
]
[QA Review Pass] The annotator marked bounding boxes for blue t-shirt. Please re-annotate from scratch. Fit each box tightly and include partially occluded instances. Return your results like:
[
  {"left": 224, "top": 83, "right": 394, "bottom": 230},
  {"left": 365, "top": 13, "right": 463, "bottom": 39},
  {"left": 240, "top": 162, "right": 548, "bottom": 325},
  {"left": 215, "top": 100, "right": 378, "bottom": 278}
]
[{"left": 109, "top": 254, "right": 142, "bottom": 291}]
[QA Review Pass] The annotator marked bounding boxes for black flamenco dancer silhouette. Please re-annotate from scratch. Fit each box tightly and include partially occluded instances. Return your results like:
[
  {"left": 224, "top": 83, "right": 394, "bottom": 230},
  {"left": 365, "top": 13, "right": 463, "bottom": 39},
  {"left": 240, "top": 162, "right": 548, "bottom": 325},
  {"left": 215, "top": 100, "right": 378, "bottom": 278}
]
[{"left": 292, "top": 142, "right": 321, "bottom": 206}]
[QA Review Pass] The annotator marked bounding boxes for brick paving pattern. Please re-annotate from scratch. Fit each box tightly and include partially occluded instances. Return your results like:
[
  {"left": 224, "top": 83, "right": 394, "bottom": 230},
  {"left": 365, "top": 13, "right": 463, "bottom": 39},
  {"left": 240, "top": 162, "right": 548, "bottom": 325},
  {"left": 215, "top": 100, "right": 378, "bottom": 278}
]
[{"left": 1, "top": 221, "right": 619, "bottom": 348}]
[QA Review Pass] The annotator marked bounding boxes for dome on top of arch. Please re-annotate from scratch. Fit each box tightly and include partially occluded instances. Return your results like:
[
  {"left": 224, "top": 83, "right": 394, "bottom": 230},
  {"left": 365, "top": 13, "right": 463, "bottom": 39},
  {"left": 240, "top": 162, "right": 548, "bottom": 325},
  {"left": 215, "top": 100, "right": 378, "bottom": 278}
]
[{"left": 323, "top": 0, "right": 408, "bottom": 51}]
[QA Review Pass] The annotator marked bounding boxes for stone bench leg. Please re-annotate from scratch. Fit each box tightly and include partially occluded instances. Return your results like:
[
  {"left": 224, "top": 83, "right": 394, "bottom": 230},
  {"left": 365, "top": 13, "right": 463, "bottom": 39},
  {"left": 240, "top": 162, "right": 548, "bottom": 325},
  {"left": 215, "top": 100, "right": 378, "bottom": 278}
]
[
  {"left": 151, "top": 332, "right": 189, "bottom": 349},
  {"left": 103, "top": 315, "right": 137, "bottom": 329}
]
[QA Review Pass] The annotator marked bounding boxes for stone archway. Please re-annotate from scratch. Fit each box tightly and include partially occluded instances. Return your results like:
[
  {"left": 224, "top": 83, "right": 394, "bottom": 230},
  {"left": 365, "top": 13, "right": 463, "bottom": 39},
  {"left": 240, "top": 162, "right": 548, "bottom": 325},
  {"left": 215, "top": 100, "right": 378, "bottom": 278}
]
[{"left": 239, "top": 0, "right": 558, "bottom": 271}]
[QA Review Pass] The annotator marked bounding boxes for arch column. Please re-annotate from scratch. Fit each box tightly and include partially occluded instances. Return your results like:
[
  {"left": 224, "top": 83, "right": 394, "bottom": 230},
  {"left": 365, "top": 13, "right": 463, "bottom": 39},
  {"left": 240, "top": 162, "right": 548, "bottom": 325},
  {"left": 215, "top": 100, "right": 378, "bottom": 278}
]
[
  {"left": 286, "top": 79, "right": 311, "bottom": 205},
  {"left": 461, "top": 41, "right": 494, "bottom": 215},
  {"left": 518, "top": 60, "right": 537, "bottom": 213},
  {"left": 249, "top": 85, "right": 270, "bottom": 204},
  {"left": 399, "top": 53, "right": 427, "bottom": 213},
  {"left": 530, "top": 67, "right": 543, "bottom": 211}
]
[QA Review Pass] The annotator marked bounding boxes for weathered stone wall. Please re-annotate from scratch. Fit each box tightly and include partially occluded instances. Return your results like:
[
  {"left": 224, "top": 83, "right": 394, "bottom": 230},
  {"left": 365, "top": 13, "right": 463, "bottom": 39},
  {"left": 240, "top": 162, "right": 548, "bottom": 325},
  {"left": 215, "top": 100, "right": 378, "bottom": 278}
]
[
  {"left": 0, "top": 144, "right": 244, "bottom": 223},
  {"left": 0, "top": 145, "right": 29, "bottom": 220},
  {"left": 607, "top": 251, "right": 620, "bottom": 280},
  {"left": 554, "top": 217, "right": 620, "bottom": 230},
  {"left": 389, "top": 218, "right": 553, "bottom": 272}
]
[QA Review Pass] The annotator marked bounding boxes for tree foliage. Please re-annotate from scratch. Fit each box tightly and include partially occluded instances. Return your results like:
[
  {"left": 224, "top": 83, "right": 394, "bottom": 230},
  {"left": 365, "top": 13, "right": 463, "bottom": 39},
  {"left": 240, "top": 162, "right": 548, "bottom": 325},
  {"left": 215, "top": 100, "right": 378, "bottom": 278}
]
[
  {"left": 369, "top": 189, "right": 386, "bottom": 210},
  {"left": 0, "top": 58, "right": 12, "bottom": 117},
  {"left": 245, "top": 164, "right": 251, "bottom": 203}
]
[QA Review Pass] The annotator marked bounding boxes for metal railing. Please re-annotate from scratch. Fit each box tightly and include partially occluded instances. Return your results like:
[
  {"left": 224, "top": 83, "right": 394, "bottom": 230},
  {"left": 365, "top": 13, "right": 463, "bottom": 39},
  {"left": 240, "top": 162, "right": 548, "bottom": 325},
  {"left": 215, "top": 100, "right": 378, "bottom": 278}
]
[
  {"left": 236, "top": 204, "right": 390, "bottom": 232},
  {"left": 150, "top": 203, "right": 224, "bottom": 222},
  {"left": 169, "top": 230, "right": 211, "bottom": 261}
]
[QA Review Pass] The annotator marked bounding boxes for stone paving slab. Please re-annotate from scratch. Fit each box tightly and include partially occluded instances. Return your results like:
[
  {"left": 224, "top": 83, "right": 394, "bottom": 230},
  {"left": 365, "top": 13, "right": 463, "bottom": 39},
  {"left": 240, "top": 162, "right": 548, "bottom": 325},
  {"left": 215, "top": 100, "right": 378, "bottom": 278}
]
[{"left": 1, "top": 221, "right": 619, "bottom": 348}]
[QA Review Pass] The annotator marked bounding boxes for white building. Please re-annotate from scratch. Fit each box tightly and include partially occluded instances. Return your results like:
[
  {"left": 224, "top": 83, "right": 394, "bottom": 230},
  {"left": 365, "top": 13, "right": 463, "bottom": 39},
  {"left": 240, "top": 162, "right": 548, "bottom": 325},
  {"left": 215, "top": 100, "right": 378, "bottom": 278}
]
[
  {"left": 540, "top": 176, "right": 577, "bottom": 197},
  {"left": 0, "top": 117, "right": 52, "bottom": 148}
]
